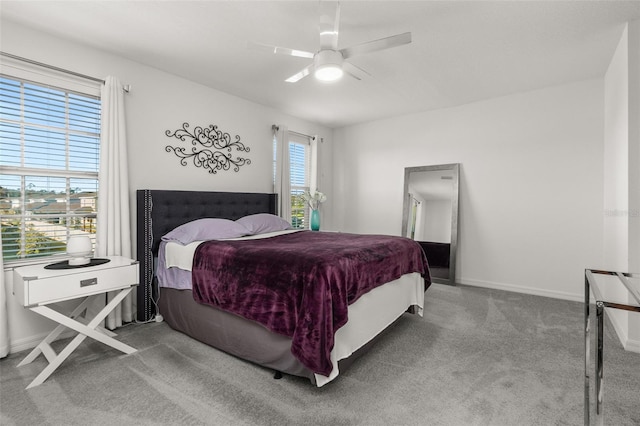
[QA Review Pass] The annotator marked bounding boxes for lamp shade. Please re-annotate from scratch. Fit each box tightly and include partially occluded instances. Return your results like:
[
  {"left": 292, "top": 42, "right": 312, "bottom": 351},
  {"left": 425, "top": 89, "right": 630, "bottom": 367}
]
[{"left": 67, "top": 235, "right": 92, "bottom": 265}]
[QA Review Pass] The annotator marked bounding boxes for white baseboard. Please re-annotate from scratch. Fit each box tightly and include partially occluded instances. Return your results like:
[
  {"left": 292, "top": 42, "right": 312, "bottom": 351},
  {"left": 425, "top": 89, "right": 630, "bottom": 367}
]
[
  {"left": 606, "top": 308, "right": 630, "bottom": 349},
  {"left": 457, "top": 277, "right": 583, "bottom": 302},
  {"left": 10, "top": 329, "right": 75, "bottom": 355},
  {"left": 626, "top": 337, "right": 640, "bottom": 353},
  {"left": 608, "top": 312, "right": 640, "bottom": 354}
]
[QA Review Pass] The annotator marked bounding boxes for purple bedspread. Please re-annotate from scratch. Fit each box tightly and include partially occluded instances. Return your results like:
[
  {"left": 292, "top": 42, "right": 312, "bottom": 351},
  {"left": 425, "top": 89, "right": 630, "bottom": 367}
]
[{"left": 191, "top": 231, "right": 430, "bottom": 376}]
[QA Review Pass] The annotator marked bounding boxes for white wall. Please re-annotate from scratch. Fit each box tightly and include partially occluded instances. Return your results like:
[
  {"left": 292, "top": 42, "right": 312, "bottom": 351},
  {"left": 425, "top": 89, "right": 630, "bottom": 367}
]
[
  {"left": 628, "top": 21, "right": 640, "bottom": 349},
  {"left": 0, "top": 21, "right": 333, "bottom": 353},
  {"left": 603, "top": 24, "right": 632, "bottom": 349},
  {"left": 603, "top": 21, "right": 640, "bottom": 352},
  {"left": 333, "top": 79, "right": 604, "bottom": 301},
  {"left": 604, "top": 25, "right": 629, "bottom": 273}
]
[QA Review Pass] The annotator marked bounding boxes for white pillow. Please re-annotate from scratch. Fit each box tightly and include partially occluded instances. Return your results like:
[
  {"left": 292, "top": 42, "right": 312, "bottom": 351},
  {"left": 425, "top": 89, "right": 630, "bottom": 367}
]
[
  {"left": 236, "top": 213, "right": 292, "bottom": 235},
  {"left": 161, "top": 218, "right": 250, "bottom": 245}
]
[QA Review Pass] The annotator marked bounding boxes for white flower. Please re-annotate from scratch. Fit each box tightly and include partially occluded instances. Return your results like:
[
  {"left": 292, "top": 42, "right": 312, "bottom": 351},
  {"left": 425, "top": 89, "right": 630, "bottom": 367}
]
[{"left": 302, "top": 190, "right": 327, "bottom": 210}]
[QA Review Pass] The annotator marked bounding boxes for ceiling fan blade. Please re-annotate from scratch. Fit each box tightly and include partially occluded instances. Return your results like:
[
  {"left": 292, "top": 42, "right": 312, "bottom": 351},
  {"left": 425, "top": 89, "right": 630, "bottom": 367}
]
[
  {"left": 340, "top": 32, "right": 412, "bottom": 59},
  {"left": 342, "top": 62, "right": 371, "bottom": 81},
  {"left": 247, "top": 41, "right": 314, "bottom": 59},
  {"left": 319, "top": 1, "right": 340, "bottom": 50},
  {"left": 285, "top": 64, "right": 314, "bottom": 83}
]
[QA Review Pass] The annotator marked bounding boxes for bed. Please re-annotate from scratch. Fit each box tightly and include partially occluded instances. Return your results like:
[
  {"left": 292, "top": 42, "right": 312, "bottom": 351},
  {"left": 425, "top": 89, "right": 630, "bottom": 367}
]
[{"left": 136, "top": 189, "right": 431, "bottom": 386}]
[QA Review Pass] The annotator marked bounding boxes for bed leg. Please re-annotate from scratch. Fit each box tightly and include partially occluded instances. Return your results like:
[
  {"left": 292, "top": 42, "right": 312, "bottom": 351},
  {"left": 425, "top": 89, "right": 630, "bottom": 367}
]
[{"left": 273, "top": 371, "right": 283, "bottom": 380}]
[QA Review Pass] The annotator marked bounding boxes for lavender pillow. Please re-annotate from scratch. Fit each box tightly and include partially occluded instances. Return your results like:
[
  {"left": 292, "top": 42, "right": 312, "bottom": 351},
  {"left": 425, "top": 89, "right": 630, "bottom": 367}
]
[
  {"left": 236, "top": 213, "right": 292, "bottom": 235},
  {"left": 161, "top": 218, "right": 250, "bottom": 245}
]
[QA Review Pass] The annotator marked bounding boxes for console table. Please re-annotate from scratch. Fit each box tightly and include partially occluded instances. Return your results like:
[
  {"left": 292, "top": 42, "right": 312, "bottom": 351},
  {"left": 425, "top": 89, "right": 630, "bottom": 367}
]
[
  {"left": 13, "top": 256, "right": 139, "bottom": 389},
  {"left": 584, "top": 269, "right": 640, "bottom": 426}
]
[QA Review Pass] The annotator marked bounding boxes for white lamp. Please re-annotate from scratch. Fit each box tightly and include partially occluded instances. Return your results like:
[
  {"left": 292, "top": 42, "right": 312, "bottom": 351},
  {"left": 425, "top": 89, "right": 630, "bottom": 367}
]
[{"left": 67, "top": 235, "right": 92, "bottom": 265}]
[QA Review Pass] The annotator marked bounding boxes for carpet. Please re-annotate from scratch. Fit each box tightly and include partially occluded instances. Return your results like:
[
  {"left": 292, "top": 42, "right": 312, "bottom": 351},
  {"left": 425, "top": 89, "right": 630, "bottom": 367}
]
[{"left": 1, "top": 284, "right": 638, "bottom": 425}]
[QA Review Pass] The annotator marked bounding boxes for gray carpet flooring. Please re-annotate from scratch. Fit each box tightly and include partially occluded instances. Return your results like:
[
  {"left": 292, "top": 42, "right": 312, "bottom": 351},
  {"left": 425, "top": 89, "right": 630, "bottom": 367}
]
[{"left": 1, "top": 284, "right": 638, "bottom": 425}]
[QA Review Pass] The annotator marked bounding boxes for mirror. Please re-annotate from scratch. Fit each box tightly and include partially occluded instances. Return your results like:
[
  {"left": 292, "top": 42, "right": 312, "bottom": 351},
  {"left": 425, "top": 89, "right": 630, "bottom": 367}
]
[{"left": 401, "top": 163, "right": 459, "bottom": 285}]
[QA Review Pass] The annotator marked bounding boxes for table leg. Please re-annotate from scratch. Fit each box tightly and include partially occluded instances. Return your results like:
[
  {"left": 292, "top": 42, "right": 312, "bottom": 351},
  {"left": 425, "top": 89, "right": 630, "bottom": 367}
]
[
  {"left": 17, "top": 296, "right": 95, "bottom": 367},
  {"left": 584, "top": 277, "right": 590, "bottom": 426},
  {"left": 18, "top": 287, "right": 137, "bottom": 389},
  {"left": 595, "top": 301, "right": 604, "bottom": 426}
]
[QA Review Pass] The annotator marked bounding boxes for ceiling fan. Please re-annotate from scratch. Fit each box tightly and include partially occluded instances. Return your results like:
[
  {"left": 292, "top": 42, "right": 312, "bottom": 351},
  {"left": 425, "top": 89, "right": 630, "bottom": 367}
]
[{"left": 248, "top": 1, "right": 412, "bottom": 83}]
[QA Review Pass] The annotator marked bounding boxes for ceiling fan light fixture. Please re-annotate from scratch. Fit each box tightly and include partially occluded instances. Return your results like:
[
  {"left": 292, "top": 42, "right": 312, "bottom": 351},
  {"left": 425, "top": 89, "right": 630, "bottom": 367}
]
[
  {"left": 315, "top": 64, "right": 343, "bottom": 82},
  {"left": 249, "top": 3, "right": 411, "bottom": 84},
  {"left": 313, "top": 49, "right": 344, "bottom": 82}
]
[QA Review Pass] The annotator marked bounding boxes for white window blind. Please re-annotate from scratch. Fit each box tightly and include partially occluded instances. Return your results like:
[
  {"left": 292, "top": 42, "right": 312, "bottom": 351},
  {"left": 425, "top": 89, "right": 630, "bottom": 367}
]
[{"left": 0, "top": 75, "right": 101, "bottom": 263}]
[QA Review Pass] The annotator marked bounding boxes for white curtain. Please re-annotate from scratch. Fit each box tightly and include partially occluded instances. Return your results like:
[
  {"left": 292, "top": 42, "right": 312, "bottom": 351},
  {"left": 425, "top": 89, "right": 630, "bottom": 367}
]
[
  {"left": 96, "top": 76, "right": 134, "bottom": 330},
  {"left": 274, "top": 125, "right": 292, "bottom": 220},
  {"left": 0, "top": 232, "right": 8, "bottom": 358}
]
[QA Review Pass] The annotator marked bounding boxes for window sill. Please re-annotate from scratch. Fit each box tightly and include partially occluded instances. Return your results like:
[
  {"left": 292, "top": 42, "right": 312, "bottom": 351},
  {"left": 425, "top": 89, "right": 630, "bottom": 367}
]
[{"left": 3, "top": 255, "right": 72, "bottom": 271}]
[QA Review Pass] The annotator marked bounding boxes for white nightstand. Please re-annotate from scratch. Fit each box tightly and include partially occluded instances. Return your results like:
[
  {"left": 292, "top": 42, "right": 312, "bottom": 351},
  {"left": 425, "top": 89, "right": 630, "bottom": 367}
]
[{"left": 13, "top": 256, "right": 139, "bottom": 389}]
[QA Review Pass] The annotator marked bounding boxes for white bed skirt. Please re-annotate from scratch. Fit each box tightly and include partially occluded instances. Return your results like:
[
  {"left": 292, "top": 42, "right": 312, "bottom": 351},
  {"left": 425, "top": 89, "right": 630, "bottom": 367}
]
[{"left": 315, "top": 272, "right": 424, "bottom": 386}]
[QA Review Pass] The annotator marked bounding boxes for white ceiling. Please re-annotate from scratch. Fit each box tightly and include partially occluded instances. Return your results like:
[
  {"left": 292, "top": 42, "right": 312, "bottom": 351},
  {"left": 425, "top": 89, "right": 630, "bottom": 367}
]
[{"left": 2, "top": 1, "right": 639, "bottom": 128}]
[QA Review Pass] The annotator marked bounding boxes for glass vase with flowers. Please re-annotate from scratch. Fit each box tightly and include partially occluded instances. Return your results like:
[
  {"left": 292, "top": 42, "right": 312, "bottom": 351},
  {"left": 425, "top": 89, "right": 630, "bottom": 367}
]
[{"left": 301, "top": 190, "right": 327, "bottom": 231}]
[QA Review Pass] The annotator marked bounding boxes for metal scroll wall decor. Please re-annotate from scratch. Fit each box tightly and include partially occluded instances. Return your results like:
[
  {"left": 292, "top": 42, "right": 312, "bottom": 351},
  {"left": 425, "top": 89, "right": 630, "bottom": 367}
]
[{"left": 165, "top": 122, "right": 251, "bottom": 174}]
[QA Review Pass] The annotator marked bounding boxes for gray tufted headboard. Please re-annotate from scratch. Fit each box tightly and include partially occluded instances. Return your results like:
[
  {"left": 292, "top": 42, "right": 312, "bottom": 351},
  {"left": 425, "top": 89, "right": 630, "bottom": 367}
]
[{"left": 135, "top": 189, "right": 278, "bottom": 321}]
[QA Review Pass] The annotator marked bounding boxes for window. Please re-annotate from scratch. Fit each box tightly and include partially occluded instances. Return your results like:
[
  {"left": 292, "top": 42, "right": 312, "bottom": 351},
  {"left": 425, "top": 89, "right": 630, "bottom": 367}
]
[
  {"left": 289, "top": 138, "right": 310, "bottom": 229},
  {"left": 273, "top": 131, "right": 313, "bottom": 229},
  {"left": 0, "top": 75, "right": 101, "bottom": 263}
]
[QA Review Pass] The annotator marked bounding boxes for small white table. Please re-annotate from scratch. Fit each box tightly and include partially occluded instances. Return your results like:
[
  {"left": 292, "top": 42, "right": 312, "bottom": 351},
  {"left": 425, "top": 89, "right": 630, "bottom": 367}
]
[{"left": 13, "top": 256, "right": 139, "bottom": 389}]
